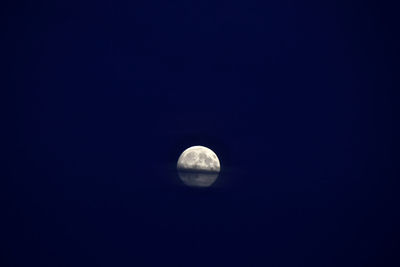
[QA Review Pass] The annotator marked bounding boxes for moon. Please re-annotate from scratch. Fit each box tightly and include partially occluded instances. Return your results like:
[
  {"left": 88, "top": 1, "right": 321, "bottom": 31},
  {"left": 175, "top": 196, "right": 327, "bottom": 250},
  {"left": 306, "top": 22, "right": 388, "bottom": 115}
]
[{"left": 177, "top": 146, "right": 220, "bottom": 187}]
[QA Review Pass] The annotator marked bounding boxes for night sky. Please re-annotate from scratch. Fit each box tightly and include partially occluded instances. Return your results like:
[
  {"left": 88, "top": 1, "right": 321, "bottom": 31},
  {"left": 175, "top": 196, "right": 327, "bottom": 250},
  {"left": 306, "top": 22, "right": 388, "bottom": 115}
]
[{"left": 3, "top": 1, "right": 398, "bottom": 266}]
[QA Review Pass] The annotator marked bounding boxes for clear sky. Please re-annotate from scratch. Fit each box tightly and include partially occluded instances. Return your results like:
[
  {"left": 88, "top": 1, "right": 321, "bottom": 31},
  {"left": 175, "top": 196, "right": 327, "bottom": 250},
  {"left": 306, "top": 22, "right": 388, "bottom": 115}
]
[{"left": 3, "top": 0, "right": 398, "bottom": 266}]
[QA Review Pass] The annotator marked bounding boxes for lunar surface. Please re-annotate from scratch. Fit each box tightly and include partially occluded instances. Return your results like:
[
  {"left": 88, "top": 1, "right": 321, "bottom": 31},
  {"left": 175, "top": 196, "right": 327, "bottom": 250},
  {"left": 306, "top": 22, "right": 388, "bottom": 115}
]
[
  {"left": 177, "top": 146, "right": 220, "bottom": 187},
  {"left": 178, "top": 172, "right": 219, "bottom": 187}
]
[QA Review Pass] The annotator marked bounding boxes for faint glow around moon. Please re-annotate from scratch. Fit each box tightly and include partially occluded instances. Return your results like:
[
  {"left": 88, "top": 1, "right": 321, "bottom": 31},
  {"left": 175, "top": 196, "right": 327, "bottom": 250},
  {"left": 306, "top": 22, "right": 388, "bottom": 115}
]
[{"left": 177, "top": 146, "right": 220, "bottom": 187}]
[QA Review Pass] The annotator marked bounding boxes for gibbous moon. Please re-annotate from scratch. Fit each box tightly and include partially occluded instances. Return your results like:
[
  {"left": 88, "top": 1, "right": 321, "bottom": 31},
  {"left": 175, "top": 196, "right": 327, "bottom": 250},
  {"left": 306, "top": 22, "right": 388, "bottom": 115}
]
[{"left": 177, "top": 146, "right": 220, "bottom": 187}]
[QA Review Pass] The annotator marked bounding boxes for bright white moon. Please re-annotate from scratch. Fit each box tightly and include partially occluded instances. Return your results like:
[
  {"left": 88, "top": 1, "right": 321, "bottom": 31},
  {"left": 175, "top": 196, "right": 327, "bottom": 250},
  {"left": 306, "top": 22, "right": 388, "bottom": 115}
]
[
  {"left": 177, "top": 146, "right": 220, "bottom": 172},
  {"left": 177, "top": 146, "right": 220, "bottom": 187}
]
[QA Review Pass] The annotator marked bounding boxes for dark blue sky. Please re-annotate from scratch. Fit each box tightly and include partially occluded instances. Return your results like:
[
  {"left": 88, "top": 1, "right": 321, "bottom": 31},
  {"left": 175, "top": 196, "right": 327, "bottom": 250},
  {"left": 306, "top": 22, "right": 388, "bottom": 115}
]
[{"left": 4, "top": 0, "right": 398, "bottom": 266}]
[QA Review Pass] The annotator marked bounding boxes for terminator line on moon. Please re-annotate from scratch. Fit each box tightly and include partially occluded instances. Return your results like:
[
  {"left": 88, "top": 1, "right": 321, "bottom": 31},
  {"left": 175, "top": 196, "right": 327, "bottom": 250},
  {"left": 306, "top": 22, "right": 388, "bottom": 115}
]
[{"left": 177, "top": 146, "right": 220, "bottom": 187}]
